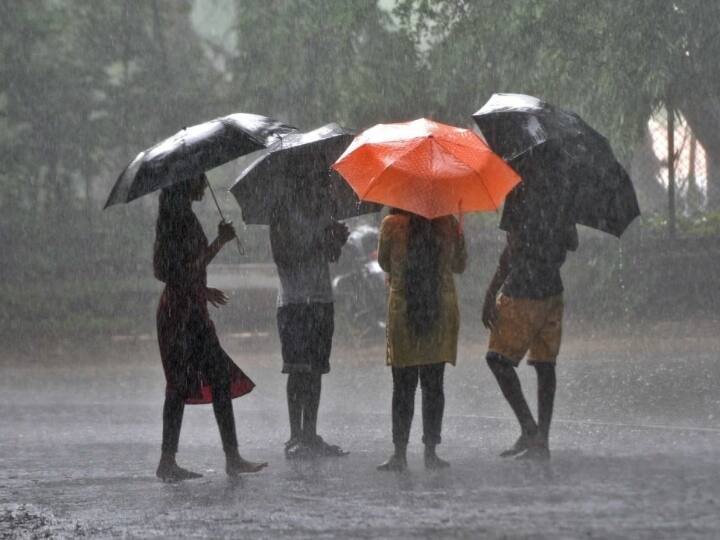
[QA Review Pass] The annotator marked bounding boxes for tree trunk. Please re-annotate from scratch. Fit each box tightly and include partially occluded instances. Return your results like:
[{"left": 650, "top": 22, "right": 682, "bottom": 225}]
[
  {"left": 707, "top": 154, "right": 720, "bottom": 211},
  {"left": 678, "top": 96, "right": 720, "bottom": 211},
  {"left": 667, "top": 103, "right": 676, "bottom": 238},
  {"left": 686, "top": 134, "right": 701, "bottom": 216}
]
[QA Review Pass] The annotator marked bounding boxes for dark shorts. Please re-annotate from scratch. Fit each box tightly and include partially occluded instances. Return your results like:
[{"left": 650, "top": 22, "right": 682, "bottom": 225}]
[{"left": 277, "top": 302, "right": 334, "bottom": 374}]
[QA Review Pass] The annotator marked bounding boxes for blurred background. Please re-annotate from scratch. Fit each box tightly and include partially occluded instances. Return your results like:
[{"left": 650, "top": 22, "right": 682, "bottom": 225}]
[
  {"left": 1, "top": 0, "right": 718, "bottom": 343},
  {"left": 3, "top": 3, "right": 720, "bottom": 536}
]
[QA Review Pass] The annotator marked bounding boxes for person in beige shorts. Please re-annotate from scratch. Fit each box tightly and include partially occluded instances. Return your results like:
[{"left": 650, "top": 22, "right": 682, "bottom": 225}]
[
  {"left": 482, "top": 178, "right": 578, "bottom": 461},
  {"left": 488, "top": 293, "right": 564, "bottom": 366}
]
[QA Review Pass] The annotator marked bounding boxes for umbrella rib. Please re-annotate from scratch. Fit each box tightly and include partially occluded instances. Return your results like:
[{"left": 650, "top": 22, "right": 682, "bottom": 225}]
[
  {"left": 432, "top": 138, "right": 501, "bottom": 211},
  {"left": 359, "top": 138, "right": 429, "bottom": 200}
]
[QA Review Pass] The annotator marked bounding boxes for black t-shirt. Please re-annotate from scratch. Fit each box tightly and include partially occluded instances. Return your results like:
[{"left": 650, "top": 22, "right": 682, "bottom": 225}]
[{"left": 499, "top": 181, "right": 578, "bottom": 299}]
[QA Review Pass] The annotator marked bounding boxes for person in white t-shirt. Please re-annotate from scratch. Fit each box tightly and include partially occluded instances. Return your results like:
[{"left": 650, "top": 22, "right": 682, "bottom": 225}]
[{"left": 269, "top": 170, "right": 350, "bottom": 459}]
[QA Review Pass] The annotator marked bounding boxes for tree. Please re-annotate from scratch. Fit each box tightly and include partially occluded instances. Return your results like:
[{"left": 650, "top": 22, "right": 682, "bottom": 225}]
[
  {"left": 396, "top": 0, "right": 720, "bottom": 210},
  {"left": 0, "top": 0, "right": 219, "bottom": 281},
  {"left": 227, "top": 0, "right": 427, "bottom": 130}
]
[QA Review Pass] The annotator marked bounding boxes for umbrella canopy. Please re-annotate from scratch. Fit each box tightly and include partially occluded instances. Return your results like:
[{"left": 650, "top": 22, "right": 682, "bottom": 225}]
[
  {"left": 472, "top": 93, "right": 578, "bottom": 161},
  {"left": 104, "top": 113, "right": 296, "bottom": 208},
  {"left": 473, "top": 93, "right": 640, "bottom": 237},
  {"left": 332, "top": 118, "right": 520, "bottom": 219},
  {"left": 230, "top": 123, "right": 381, "bottom": 225}
]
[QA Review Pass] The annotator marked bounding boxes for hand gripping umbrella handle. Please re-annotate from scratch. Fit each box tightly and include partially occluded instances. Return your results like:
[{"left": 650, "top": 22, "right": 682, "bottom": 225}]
[{"left": 205, "top": 177, "right": 245, "bottom": 256}]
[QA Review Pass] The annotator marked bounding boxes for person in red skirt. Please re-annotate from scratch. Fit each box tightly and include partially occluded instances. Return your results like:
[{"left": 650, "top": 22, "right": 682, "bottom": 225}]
[{"left": 153, "top": 174, "right": 267, "bottom": 481}]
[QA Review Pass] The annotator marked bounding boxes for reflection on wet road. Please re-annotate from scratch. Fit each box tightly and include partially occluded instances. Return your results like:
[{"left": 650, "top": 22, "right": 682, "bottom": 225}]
[{"left": 1, "top": 334, "right": 720, "bottom": 538}]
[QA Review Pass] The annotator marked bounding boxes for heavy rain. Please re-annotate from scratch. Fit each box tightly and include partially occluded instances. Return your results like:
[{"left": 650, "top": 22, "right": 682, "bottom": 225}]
[{"left": 1, "top": 1, "right": 719, "bottom": 538}]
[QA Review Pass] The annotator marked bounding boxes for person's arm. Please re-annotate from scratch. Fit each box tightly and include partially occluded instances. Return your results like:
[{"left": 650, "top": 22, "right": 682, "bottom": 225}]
[
  {"left": 481, "top": 234, "right": 512, "bottom": 329},
  {"left": 323, "top": 221, "right": 349, "bottom": 262},
  {"left": 189, "top": 221, "right": 235, "bottom": 271},
  {"left": 202, "top": 222, "right": 236, "bottom": 307}
]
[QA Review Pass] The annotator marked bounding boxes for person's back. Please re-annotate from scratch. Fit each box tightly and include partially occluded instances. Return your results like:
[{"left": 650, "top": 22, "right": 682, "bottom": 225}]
[
  {"left": 482, "top": 160, "right": 578, "bottom": 461},
  {"left": 268, "top": 188, "right": 349, "bottom": 459},
  {"left": 153, "top": 190, "right": 208, "bottom": 291},
  {"left": 377, "top": 211, "right": 466, "bottom": 471},
  {"left": 381, "top": 214, "right": 464, "bottom": 294},
  {"left": 500, "top": 182, "right": 578, "bottom": 300},
  {"left": 270, "top": 201, "right": 333, "bottom": 307},
  {"left": 379, "top": 213, "right": 466, "bottom": 367}
]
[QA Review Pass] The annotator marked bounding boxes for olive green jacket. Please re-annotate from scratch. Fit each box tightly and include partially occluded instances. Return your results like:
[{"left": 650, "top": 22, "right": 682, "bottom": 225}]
[{"left": 378, "top": 214, "right": 467, "bottom": 368}]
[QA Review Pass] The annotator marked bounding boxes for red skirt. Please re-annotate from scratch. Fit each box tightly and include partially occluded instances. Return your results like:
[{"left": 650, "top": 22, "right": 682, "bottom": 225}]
[{"left": 157, "top": 285, "right": 254, "bottom": 405}]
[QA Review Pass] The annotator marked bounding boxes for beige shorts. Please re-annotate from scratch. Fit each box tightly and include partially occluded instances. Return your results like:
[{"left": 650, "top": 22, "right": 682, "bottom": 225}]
[{"left": 488, "top": 293, "right": 563, "bottom": 366}]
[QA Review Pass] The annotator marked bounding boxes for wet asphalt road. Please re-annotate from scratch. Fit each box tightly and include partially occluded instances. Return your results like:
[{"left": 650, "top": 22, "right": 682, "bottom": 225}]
[{"left": 1, "top": 328, "right": 720, "bottom": 539}]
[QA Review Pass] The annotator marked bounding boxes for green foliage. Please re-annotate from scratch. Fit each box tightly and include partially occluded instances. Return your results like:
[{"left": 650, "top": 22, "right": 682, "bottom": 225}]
[
  {"left": 0, "top": 1, "right": 220, "bottom": 281},
  {"left": 395, "top": 0, "right": 720, "bottom": 162},
  {"left": 2, "top": 0, "right": 719, "bottom": 339},
  {"left": 227, "top": 0, "right": 426, "bottom": 129},
  {"left": 641, "top": 210, "right": 720, "bottom": 237},
  {"left": 0, "top": 277, "right": 158, "bottom": 340}
]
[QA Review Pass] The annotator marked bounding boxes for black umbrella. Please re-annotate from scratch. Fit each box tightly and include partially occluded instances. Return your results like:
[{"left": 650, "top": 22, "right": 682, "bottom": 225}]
[
  {"left": 473, "top": 93, "right": 640, "bottom": 237},
  {"left": 230, "top": 123, "right": 381, "bottom": 225},
  {"left": 103, "top": 113, "right": 296, "bottom": 209}
]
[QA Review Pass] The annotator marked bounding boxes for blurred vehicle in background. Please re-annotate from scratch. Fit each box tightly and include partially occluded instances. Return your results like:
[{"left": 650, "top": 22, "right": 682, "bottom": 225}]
[
  {"left": 332, "top": 224, "right": 387, "bottom": 342},
  {"left": 206, "top": 223, "right": 387, "bottom": 342}
]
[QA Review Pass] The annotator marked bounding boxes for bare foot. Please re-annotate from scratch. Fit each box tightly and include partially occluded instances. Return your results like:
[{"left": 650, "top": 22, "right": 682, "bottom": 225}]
[
  {"left": 377, "top": 454, "right": 407, "bottom": 472},
  {"left": 226, "top": 454, "right": 268, "bottom": 476},
  {"left": 156, "top": 461, "right": 203, "bottom": 482},
  {"left": 516, "top": 442, "right": 550, "bottom": 461},
  {"left": 424, "top": 452, "right": 450, "bottom": 470},
  {"left": 500, "top": 434, "right": 531, "bottom": 458}
]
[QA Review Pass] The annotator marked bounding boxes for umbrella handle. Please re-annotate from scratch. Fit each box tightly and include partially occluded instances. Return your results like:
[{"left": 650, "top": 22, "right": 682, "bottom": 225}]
[{"left": 205, "top": 177, "right": 245, "bottom": 256}]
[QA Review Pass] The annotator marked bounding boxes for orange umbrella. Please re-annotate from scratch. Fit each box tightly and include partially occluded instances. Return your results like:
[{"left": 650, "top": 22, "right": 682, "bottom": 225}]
[{"left": 332, "top": 118, "right": 520, "bottom": 219}]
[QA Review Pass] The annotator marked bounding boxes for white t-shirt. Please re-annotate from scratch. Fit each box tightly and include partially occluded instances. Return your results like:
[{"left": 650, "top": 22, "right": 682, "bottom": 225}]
[{"left": 270, "top": 206, "right": 333, "bottom": 306}]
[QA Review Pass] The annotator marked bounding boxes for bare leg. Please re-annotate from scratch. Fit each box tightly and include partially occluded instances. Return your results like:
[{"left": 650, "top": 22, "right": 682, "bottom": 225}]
[
  {"left": 486, "top": 353, "right": 538, "bottom": 457},
  {"left": 306, "top": 371, "right": 348, "bottom": 457},
  {"left": 534, "top": 363, "right": 556, "bottom": 443},
  {"left": 157, "top": 389, "right": 202, "bottom": 481},
  {"left": 514, "top": 362, "right": 555, "bottom": 461},
  {"left": 209, "top": 358, "right": 267, "bottom": 475},
  {"left": 286, "top": 374, "right": 304, "bottom": 445},
  {"left": 286, "top": 373, "right": 323, "bottom": 459},
  {"left": 161, "top": 388, "right": 185, "bottom": 456},
  {"left": 210, "top": 376, "right": 239, "bottom": 454},
  {"left": 302, "top": 373, "right": 322, "bottom": 443}
]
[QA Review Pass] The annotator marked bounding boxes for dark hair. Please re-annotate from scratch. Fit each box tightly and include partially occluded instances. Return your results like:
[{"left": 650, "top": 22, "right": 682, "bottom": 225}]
[
  {"left": 153, "top": 175, "right": 204, "bottom": 282},
  {"left": 157, "top": 174, "right": 205, "bottom": 220},
  {"left": 405, "top": 214, "right": 442, "bottom": 336}
]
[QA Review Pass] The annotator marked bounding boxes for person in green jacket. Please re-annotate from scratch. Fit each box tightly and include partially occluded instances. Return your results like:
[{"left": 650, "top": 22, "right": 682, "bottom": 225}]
[{"left": 376, "top": 209, "right": 467, "bottom": 471}]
